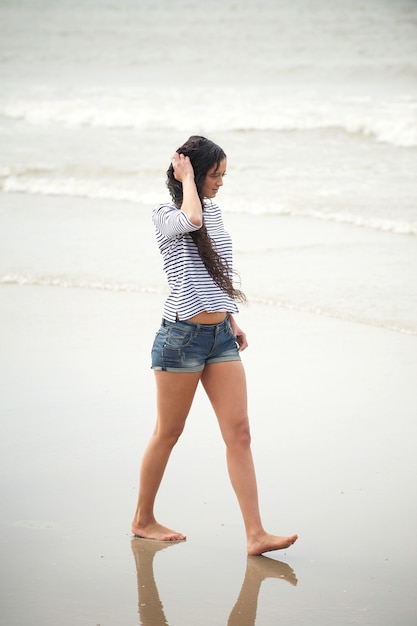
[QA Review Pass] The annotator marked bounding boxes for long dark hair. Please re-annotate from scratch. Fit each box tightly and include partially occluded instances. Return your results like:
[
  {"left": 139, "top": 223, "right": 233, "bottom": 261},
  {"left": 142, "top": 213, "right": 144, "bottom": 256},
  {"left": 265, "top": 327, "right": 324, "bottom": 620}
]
[{"left": 166, "top": 136, "right": 245, "bottom": 303}]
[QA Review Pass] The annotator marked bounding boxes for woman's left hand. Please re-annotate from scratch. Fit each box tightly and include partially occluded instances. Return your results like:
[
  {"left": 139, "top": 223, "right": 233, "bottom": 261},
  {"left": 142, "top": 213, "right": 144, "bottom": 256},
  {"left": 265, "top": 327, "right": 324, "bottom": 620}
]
[
  {"left": 229, "top": 316, "right": 248, "bottom": 351},
  {"left": 235, "top": 330, "right": 248, "bottom": 351}
]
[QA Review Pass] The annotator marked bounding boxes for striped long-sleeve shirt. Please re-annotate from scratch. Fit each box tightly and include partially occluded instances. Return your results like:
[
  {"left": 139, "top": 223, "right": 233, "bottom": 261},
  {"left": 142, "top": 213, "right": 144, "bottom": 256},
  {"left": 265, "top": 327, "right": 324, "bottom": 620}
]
[{"left": 152, "top": 201, "right": 239, "bottom": 322}]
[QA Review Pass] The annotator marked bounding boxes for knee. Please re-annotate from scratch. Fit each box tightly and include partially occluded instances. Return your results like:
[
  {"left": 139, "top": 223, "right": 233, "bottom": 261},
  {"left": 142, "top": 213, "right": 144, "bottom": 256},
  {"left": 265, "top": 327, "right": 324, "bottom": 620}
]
[
  {"left": 153, "top": 424, "right": 185, "bottom": 447},
  {"left": 224, "top": 418, "right": 251, "bottom": 449}
]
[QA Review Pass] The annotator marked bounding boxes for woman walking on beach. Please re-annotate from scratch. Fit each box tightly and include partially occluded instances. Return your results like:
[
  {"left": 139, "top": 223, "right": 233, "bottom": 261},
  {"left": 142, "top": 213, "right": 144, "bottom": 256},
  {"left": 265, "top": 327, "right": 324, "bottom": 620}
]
[{"left": 131, "top": 136, "right": 297, "bottom": 555}]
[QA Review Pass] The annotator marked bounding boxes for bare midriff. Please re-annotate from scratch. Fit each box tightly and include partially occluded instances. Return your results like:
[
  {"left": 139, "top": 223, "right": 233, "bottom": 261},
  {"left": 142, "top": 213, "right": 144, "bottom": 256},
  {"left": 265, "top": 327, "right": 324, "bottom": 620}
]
[{"left": 182, "top": 311, "right": 228, "bottom": 325}]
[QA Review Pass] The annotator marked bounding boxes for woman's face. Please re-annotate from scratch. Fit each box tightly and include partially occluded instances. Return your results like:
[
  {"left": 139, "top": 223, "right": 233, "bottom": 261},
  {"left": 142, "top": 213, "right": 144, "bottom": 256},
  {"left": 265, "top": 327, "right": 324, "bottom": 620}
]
[{"left": 201, "top": 157, "right": 227, "bottom": 199}]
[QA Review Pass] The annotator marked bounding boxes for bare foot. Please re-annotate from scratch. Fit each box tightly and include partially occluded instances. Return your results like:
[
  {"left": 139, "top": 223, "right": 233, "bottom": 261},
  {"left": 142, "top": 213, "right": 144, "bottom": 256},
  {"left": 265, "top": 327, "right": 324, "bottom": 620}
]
[
  {"left": 247, "top": 533, "right": 298, "bottom": 556},
  {"left": 131, "top": 521, "right": 186, "bottom": 542}
]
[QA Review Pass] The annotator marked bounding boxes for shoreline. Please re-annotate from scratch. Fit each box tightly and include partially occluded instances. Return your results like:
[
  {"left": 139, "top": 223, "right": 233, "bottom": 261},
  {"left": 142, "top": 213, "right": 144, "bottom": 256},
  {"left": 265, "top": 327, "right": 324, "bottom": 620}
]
[{"left": 2, "top": 190, "right": 416, "bottom": 337}]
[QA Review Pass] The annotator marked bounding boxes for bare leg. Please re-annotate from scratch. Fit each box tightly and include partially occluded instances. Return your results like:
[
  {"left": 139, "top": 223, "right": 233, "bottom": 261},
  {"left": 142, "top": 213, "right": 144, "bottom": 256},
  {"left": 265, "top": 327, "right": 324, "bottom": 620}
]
[
  {"left": 131, "top": 370, "right": 201, "bottom": 541},
  {"left": 201, "top": 361, "right": 298, "bottom": 555}
]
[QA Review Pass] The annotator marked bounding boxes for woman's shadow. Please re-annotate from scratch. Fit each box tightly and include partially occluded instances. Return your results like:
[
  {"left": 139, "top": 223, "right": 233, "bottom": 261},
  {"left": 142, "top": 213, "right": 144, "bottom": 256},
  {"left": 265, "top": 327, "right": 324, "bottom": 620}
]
[{"left": 131, "top": 538, "right": 298, "bottom": 626}]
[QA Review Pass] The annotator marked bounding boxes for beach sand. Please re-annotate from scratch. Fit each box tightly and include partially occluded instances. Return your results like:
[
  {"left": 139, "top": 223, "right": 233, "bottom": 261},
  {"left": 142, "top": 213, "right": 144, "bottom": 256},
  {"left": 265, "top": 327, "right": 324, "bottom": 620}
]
[{"left": 1, "top": 282, "right": 416, "bottom": 625}]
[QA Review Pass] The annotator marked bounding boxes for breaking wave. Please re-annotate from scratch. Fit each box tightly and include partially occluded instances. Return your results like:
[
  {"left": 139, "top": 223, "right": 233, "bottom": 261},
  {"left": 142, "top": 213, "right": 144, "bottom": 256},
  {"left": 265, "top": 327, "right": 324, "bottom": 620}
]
[
  {"left": 1, "top": 165, "right": 416, "bottom": 236},
  {"left": 1, "top": 90, "right": 416, "bottom": 147}
]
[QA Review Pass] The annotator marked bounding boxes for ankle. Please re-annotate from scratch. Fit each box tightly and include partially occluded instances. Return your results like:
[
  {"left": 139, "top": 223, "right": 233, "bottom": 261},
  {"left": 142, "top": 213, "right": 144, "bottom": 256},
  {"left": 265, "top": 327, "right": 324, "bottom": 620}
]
[
  {"left": 132, "top": 509, "right": 156, "bottom": 528},
  {"left": 245, "top": 525, "right": 266, "bottom": 543}
]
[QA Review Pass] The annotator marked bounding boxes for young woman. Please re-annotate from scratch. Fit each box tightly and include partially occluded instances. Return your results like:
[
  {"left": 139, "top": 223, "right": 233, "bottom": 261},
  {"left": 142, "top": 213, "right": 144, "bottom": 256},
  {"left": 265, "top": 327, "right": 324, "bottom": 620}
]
[{"left": 131, "top": 136, "right": 298, "bottom": 555}]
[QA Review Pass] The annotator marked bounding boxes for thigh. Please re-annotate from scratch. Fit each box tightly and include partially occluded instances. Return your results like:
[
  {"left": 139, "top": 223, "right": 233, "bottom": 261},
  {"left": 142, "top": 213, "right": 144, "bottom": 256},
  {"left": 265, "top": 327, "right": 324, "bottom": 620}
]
[
  {"left": 200, "top": 361, "right": 249, "bottom": 438},
  {"left": 154, "top": 370, "right": 202, "bottom": 434}
]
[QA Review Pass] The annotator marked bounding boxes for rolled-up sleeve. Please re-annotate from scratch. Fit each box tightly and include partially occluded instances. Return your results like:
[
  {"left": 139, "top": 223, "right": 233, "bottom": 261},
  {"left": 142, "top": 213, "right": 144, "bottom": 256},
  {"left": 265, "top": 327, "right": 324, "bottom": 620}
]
[{"left": 153, "top": 203, "right": 201, "bottom": 238}]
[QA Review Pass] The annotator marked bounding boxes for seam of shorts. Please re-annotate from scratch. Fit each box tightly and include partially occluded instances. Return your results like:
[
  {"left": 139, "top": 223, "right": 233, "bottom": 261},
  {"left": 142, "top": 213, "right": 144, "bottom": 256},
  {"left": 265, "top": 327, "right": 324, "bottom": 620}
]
[
  {"left": 151, "top": 364, "right": 205, "bottom": 373},
  {"left": 205, "top": 355, "right": 241, "bottom": 365}
]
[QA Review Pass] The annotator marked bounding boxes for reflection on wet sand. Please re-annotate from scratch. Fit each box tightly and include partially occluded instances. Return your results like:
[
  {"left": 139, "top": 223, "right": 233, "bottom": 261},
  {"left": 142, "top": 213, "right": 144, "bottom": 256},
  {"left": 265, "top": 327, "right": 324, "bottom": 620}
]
[
  {"left": 228, "top": 555, "right": 298, "bottom": 625},
  {"left": 131, "top": 538, "right": 298, "bottom": 625},
  {"left": 131, "top": 538, "right": 178, "bottom": 626}
]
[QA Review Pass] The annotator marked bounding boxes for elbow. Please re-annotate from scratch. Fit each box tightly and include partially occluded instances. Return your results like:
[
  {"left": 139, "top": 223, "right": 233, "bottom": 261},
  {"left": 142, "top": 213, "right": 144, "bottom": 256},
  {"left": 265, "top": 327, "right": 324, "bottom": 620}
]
[
  {"left": 189, "top": 214, "right": 203, "bottom": 228},
  {"left": 180, "top": 201, "right": 203, "bottom": 227},
  {"left": 183, "top": 207, "right": 202, "bottom": 227}
]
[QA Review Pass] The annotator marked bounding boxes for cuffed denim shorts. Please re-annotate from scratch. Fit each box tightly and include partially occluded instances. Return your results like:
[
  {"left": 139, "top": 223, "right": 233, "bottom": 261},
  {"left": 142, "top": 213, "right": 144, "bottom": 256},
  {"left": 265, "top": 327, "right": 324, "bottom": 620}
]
[{"left": 151, "top": 316, "right": 241, "bottom": 372}]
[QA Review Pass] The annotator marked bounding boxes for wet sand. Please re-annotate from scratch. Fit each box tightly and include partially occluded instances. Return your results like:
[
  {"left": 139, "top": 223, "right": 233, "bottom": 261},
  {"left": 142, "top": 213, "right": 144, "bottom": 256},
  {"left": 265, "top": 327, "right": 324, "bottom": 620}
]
[{"left": 1, "top": 285, "right": 417, "bottom": 625}]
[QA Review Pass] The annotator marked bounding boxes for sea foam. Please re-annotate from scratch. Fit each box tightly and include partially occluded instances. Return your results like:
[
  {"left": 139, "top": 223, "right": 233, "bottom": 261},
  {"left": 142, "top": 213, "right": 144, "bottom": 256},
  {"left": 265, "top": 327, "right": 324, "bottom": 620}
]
[{"left": 1, "top": 90, "right": 416, "bottom": 147}]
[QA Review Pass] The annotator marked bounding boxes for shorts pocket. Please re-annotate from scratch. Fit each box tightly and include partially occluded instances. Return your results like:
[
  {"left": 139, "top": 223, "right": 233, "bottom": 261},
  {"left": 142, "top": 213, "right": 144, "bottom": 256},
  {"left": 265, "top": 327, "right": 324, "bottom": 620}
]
[{"left": 165, "top": 325, "right": 194, "bottom": 348}]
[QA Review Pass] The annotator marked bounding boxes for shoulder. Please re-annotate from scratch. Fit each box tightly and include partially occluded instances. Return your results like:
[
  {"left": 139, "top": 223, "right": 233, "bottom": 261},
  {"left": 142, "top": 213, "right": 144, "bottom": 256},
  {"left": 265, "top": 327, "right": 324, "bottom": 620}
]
[
  {"left": 153, "top": 202, "right": 177, "bottom": 219},
  {"left": 152, "top": 202, "right": 180, "bottom": 228},
  {"left": 153, "top": 202, "right": 201, "bottom": 237},
  {"left": 203, "top": 200, "right": 221, "bottom": 213}
]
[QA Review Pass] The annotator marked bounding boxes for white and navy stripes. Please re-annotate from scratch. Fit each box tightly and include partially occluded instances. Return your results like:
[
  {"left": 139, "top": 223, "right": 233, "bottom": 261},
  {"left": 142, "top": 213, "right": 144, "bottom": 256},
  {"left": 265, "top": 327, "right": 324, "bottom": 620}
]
[{"left": 152, "top": 201, "right": 240, "bottom": 322}]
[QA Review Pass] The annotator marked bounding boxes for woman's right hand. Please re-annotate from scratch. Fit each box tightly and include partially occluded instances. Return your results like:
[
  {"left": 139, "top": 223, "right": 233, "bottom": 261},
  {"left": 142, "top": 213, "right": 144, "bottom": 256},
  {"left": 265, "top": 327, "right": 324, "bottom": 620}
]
[
  {"left": 172, "top": 152, "right": 194, "bottom": 183},
  {"left": 171, "top": 152, "right": 202, "bottom": 226}
]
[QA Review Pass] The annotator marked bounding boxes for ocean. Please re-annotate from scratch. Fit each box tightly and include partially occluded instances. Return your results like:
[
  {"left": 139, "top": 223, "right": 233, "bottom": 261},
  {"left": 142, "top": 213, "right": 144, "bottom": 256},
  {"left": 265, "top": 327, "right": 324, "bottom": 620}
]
[{"left": 1, "top": 0, "right": 417, "bottom": 334}]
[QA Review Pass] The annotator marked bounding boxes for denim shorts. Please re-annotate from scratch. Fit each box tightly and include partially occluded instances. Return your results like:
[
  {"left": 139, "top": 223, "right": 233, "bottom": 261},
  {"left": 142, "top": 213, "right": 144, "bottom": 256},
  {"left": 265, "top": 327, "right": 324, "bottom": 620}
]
[{"left": 151, "top": 316, "right": 241, "bottom": 372}]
